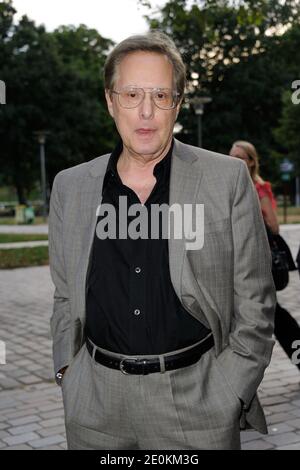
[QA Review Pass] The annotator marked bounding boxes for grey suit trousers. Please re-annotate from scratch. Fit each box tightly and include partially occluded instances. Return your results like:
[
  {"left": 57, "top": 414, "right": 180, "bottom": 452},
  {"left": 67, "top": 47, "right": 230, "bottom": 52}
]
[{"left": 61, "top": 341, "right": 242, "bottom": 450}]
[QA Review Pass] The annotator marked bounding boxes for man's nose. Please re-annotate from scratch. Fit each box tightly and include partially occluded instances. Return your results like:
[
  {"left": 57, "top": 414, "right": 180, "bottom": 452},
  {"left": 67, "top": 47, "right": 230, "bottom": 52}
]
[{"left": 139, "top": 92, "right": 155, "bottom": 119}]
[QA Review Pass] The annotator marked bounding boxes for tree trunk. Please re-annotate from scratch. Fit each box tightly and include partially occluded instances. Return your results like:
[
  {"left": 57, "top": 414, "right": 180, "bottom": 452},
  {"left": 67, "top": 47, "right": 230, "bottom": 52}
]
[{"left": 15, "top": 180, "right": 27, "bottom": 205}]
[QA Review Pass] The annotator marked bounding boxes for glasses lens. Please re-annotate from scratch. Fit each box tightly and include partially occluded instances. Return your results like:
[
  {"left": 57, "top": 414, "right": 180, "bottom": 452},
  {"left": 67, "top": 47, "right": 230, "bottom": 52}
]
[
  {"left": 119, "top": 87, "right": 143, "bottom": 108},
  {"left": 153, "top": 89, "right": 175, "bottom": 109}
]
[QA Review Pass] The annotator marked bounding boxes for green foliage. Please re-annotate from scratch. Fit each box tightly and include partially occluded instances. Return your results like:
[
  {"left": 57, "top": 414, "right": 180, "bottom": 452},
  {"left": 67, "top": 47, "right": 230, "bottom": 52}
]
[
  {"left": 0, "top": 1, "right": 117, "bottom": 202},
  {"left": 140, "top": 0, "right": 300, "bottom": 182},
  {"left": 1, "top": 0, "right": 300, "bottom": 200},
  {"left": 274, "top": 90, "right": 300, "bottom": 175},
  {"left": 0, "top": 245, "right": 49, "bottom": 269},
  {"left": 0, "top": 233, "right": 48, "bottom": 243}
]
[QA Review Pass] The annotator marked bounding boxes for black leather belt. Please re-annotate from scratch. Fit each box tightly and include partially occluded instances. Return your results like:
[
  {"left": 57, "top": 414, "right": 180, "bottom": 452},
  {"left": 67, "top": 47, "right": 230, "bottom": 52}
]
[{"left": 86, "top": 334, "right": 214, "bottom": 375}]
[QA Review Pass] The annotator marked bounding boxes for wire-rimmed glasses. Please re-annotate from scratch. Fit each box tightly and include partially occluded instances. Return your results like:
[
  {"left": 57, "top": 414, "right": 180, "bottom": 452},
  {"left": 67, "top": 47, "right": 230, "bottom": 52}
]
[{"left": 111, "top": 86, "right": 180, "bottom": 110}]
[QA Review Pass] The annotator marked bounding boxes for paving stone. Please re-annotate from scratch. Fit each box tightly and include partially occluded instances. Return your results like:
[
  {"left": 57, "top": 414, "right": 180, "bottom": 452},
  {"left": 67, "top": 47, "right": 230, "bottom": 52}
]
[
  {"left": 8, "top": 369, "right": 31, "bottom": 379},
  {"left": 40, "top": 417, "right": 65, "bottom": 428},
  {"left": 8, "top": 415, "right": 41, "bottom": 426},
  {"left": 267, "top": 423, "right": 296, "bottom": 435},
  {"left": 26, "top": 364, "right": 47, "bottom": 372},
  {"left": 0, "top": 399, "right": 16, "bottom": 409},
  {"left": 276, "top": 443, "right": 300, "bottom": 450},
  {"left": 14, "top": 360, "right": 34, "bottom": 367},
  {"left": 3, "top": 431, "right": 40, "bottom": 446},
  {"left": 267, "top": 412, "right": 296, "bottom": 424},
  {"left": 261, "top": 396, "right": 289, "bottom": 406},
  {"left": 35, "top": 370, "right": 55, "bottom": 381},
  {"left": 4, "top": 409, "right": 38, "bottom": 420},
  {"left": 267, "top": 403, "right": 298, "bottom": 413},
  {"left": 37, "top": 403, "right": 63, "bottom": 412},
  {"left": 1, "top": 365, "right": 18, "bottom": 372},
  {"left": 40, "top": 409, "right": 64, "bottom": 420},
  {"left": 240, "top": 431, "right": 262, "bottom": 443},
  {"left": 0, "top": 237, "right": 299, "bottom": 450},
  {"left": 263, "top": 387, "right": 292, "bottom": 397},
  {"left": 18, "top": 376, "right": 43, "bottom": 385},
  {"left": 0, "top": 378, "right": 20, "bottom": 389},
  {"left": 39, "top": 445, "right": 63, "bottom": 450},
  {"left": 37, "top": 425, "right": 66, "bottom": 438},
  {"left": 3, "top": 444, "right": 33, "bottom": 450},
  {"left": 264, "top": 432, "right": 300, "bottom": 446},
  {"left": 241, "top": 440, "right": 275, "bottom": 450},
  {"left": 7, "top": 423, "right": 42, "bottom": 435},
  {"left": 29, "top": 434, "right": 66, "bottom": 449},
  {"left": 284, "top": 419, "right": 300, "bottom": 430},
  {"left": 261, "top": 380, "right": 283, "bottom": 389}
]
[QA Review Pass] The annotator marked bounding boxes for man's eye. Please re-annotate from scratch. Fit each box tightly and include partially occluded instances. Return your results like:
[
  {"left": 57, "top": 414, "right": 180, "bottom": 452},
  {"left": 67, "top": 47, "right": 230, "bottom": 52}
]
[{"left": 155, "top": 91, "right": 168, "bottom": 101}]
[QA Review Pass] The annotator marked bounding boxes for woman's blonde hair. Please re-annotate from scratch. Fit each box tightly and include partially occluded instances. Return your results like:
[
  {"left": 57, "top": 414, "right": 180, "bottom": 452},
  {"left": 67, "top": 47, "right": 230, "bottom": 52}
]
[{"left": 232, "top": 140, "right": 263, "bottom": 183}]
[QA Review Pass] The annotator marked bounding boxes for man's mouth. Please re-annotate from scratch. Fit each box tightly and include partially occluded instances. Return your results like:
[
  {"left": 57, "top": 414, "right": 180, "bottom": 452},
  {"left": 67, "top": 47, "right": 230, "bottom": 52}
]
[{"left": 135, "top": 128, "right": 156, "bottom": 136}]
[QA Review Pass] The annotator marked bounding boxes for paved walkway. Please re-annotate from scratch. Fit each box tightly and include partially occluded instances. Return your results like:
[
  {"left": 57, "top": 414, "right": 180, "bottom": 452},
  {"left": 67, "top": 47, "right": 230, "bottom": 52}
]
[
  {"left": 0, "top": 241, "right": 48, "bottom": 249},
  {"left": 0, "top": 224, "right": 48, "bottom": 234},
  {"left": 0, "top": 224, "right": 48, "bottom": 249},
  {"left": 0, "top": 227, "right": 299, "bottom": 450}
]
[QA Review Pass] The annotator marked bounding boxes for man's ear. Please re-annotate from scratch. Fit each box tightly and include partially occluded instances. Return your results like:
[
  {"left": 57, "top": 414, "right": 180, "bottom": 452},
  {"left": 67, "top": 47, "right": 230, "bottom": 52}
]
[{"left": 105, "top": 89, "right": 114, "bottom": 119}]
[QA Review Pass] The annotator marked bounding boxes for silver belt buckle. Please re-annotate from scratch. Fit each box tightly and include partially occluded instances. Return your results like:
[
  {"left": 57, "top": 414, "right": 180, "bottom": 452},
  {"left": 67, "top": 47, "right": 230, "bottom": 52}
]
[
  {"left": 120, "top": 358, "right": 130, "bottom": 375},
  {"left": 120, "top": 358, "right": 148, "bottom": 375}
]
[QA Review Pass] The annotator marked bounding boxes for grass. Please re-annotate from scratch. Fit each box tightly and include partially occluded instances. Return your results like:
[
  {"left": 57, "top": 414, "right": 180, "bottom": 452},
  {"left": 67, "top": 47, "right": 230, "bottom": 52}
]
[
  {"left": 0, "top": 234, "right": 48, "bottom": 243},
  {"left": 0, "top": 216, "right": 47, "bottom": 225},
  {"left": 277, "top": 207, "right": 300, "bottom": 224},
  {"left": 0, "top": 246, "right": 49, "bottom": 269}
]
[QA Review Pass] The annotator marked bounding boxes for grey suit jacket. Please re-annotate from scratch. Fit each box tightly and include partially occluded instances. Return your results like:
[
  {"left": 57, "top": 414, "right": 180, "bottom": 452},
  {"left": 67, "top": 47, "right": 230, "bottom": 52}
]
[{"left": 49, "top": 138, "right": 276, "bottom": 434}]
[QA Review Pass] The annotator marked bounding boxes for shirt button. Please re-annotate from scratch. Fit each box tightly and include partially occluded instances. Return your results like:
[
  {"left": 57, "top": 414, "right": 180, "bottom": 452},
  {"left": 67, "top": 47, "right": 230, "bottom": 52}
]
[
  {"left": 134, "top": 309, "right": 141, "bottom": 316},
  {"left": 135, "top": 267, "right": 141, "bottom": 274}
]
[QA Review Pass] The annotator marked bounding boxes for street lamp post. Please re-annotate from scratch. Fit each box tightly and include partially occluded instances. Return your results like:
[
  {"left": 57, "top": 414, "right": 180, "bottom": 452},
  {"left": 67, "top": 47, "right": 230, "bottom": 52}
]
[
  {"left": 190, "top": 96, "right": 212, "bottom": 148},
  {"left": 280, "top": 158, "right": 294, "bottom": 224},
  {"left": 34, "top": 131, "right": 49, "bottom": 221}
]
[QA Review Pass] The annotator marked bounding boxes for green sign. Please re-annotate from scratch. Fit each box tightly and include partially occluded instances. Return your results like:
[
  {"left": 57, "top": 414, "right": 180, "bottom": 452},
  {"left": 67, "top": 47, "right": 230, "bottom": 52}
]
[{"left": 281, "top": 173, "right": 291, "bottom": 181}]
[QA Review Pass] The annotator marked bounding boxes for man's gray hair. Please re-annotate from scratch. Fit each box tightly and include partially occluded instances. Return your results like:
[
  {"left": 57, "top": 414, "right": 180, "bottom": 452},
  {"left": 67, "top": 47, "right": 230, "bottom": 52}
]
[{"left": 104, "top": 31, "right": 186, "bottom": 98}]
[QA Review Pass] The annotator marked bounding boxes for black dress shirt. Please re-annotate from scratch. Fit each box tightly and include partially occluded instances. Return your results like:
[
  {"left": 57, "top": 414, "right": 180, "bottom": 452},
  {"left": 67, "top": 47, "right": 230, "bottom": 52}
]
[{"left": 85, "top": 140, "right": 211, "bottom": 355}]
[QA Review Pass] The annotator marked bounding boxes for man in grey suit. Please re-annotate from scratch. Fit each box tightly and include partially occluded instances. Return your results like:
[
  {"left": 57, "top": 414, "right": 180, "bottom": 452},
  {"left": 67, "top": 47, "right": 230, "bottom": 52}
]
[{"left": 49, "top": 31, "right": 276, "bottom": 450}]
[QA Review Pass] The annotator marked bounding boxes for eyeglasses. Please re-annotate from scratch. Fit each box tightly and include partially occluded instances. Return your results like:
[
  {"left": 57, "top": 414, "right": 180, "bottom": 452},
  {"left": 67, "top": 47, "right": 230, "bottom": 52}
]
[{"left": 111, "top": 86, "right": 180, "bottom": 110}]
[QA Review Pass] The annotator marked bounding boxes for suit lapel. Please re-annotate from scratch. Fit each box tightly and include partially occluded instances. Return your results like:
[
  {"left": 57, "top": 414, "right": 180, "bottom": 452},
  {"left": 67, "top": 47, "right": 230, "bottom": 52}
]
[
  {"left": 168, "top": 139, "right": 203, "bottom": 299},
  {"left": 77, "top": 155, "right": 109, "bottom": 323}
]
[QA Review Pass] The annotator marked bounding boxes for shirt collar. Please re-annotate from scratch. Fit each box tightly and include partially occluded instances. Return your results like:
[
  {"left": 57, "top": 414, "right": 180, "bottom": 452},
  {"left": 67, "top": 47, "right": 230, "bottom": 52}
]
[{"left": 103, "top": 139, "right": 173, "bottom": 191}]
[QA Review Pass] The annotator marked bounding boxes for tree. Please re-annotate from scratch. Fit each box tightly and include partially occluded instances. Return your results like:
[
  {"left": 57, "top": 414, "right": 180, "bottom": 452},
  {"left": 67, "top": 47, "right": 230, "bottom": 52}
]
[
  {"left": 0, "top": 1, "right": 116, "bottom": 203},
  {"left": 274, "top": 89, "right": 300, "bottom": 175},
  {"left": 140, "top": 0, "right": 300, "bottom": 181}
]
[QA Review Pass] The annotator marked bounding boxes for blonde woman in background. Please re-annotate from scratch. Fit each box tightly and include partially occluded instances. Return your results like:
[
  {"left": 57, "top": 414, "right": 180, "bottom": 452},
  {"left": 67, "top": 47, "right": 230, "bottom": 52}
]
[{"left": 230, "top": 141, "right": 300, "bottom": 373}]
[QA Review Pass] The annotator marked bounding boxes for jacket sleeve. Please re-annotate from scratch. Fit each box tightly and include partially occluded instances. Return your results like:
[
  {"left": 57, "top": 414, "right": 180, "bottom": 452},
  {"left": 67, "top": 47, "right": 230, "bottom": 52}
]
[
  {"left": 217, "top": 161, "right": 276, "bottom": 407},
  {"left": 48, "top": 172, "right": 72, "bottom": 375}
]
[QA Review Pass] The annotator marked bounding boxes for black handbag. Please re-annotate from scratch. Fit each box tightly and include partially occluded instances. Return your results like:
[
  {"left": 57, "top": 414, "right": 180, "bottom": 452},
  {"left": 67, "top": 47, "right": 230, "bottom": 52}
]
[
  {"left": 271, "top": 242, "right": 289, "bottom": 291},
  {"left": 265, "top": 226, "right": 290, "bottom": 291}
]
